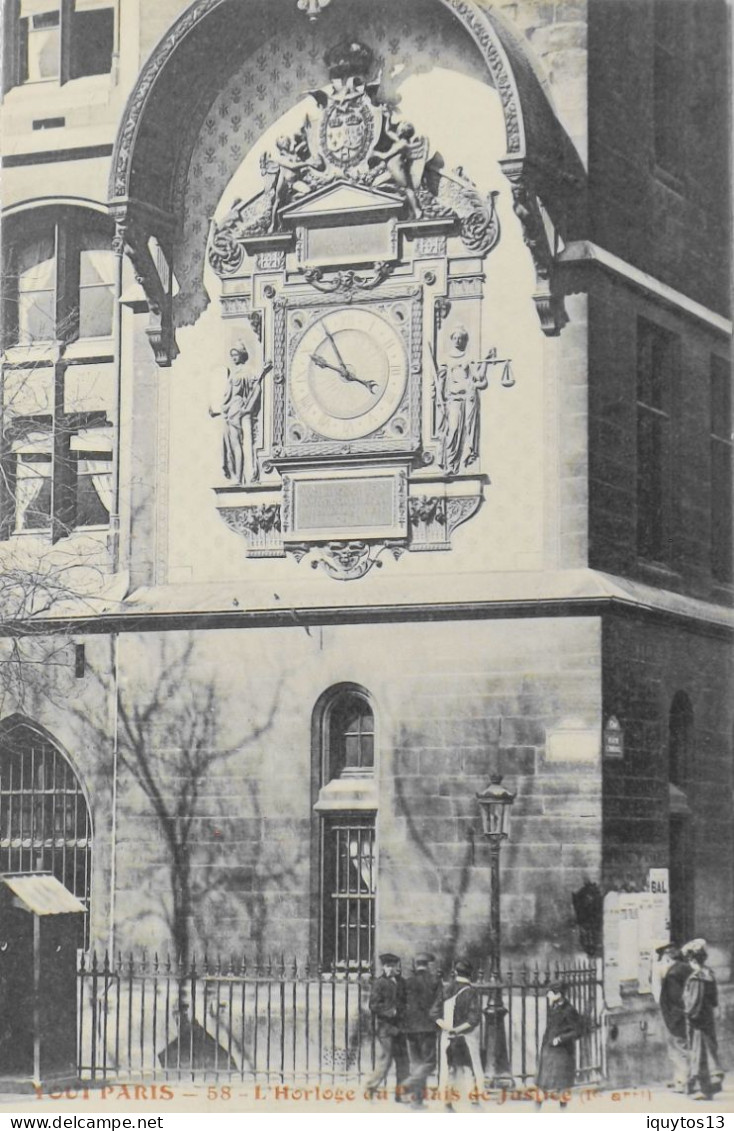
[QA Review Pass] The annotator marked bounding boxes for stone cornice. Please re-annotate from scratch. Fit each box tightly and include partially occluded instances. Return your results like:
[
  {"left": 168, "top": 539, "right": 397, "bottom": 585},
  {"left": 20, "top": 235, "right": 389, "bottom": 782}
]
[
  {"left": 559, "top": 241, "right": 732, "bottom": 337},
  {"left": 4, "top": 589, "right": 732, "bottom": 642}
]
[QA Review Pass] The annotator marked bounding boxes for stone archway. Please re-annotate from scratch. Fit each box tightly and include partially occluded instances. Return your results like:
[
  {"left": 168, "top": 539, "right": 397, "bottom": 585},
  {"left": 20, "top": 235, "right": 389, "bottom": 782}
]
[
  {"left": 0, "top": 714, "right": 93, "bottom": 944},
  {"left": 108, "top": 0, "right": 586, "bottom": 360}
]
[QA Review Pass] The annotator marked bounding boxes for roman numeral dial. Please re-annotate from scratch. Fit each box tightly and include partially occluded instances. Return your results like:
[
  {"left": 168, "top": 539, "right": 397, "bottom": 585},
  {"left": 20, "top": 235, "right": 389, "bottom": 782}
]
[{"left": 289, "top": 307, "right": 408, "bottom": 442}]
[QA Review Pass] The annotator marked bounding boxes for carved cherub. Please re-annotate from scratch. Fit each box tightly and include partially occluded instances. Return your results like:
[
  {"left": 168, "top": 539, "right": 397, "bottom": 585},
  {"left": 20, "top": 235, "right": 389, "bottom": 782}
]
[
  {"left": 262, "top": 123, "right": 324, "bottom": 231},
  {"left": 372, "top": 119, "right": 427, "bottom": 219}
]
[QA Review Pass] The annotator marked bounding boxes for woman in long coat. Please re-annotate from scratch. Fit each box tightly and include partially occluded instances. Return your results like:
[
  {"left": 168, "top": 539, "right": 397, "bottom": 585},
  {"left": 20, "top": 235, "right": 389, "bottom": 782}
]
[
  {"left": 536, "top": 982, "right": 584, "bottom": 1106},
  {"left": 682, "top": 939, "right": 724, "bottom": 1100}
]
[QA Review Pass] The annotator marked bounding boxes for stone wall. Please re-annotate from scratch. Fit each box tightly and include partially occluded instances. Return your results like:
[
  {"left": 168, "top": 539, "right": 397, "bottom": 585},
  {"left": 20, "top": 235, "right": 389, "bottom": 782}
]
[
  {"left": 78, "top": 615, "right": 605, "bottom": 964},
  {"left": 602, "top": 613, "right": 734, "bottom": 969},
  {"left": 587, "top": 0, "right": 730, "bottom": 315}
]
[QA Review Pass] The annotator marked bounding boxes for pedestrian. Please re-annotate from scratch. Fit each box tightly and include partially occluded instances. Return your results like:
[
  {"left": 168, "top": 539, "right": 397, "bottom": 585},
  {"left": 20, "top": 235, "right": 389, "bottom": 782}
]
[
  {"left": 430, "top": 958, "right": 483, "bottom": 1111},
  {"left": 364, "top": 953, "right": 409, "bottom": 1102},
  {"left": 654, "top": 940, "right": 690, "bottom": 1093},
  {"left": 402, "top": 952, "right": 441, "bottom": 1108},
  {"left": 535, "top": 981, "right": 584, "bottom": 1109},
  {"left": 681, "top": 939, "right": 724, "bottom": 1100}
]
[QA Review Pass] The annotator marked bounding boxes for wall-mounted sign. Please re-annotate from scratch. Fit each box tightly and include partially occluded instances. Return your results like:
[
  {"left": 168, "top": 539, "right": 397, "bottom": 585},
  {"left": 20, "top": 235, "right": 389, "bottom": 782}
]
[
  {"left": 647, "top": 868, "right": 669, "bottom": 896},
  {"left": 603, "top": 716, "right": 624, "bottom": 759}
]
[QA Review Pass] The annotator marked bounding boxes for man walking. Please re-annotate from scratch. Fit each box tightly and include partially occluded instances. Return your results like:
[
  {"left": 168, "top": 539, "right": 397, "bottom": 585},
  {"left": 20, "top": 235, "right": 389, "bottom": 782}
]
[
  {"left": 535, "top": 981, "right": 584, "bottom": 1109},
  {"left": 402, "top": 952, "right": 441, "bottom": 1107},
  {"left": 682, "top": 939, "right": 725, "bottom": 1100},
  {"left": 364, "top": 953, "right": 409, "bottom": 1101},
  {"left": 655, "top": 941, "right": 690, "bottom": 1093}
]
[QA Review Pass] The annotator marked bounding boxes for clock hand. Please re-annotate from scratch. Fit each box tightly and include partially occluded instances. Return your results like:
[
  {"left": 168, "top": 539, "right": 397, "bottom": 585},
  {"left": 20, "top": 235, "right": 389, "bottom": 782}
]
[
  {"left": 322, "top": 324, "right": 350, "bottom": 374},
  {"left": 347, "top": 371, "right": 380, "bottom": 394},
  {"left": 310, "top": 353, "right": 348, "bottom": 376},
  {"left": 311, "top": 352, "right": 378, "bottom": 393}
]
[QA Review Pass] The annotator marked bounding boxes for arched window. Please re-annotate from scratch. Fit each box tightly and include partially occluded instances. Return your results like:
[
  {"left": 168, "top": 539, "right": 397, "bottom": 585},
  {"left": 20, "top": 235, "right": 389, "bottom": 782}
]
[
  {"left": 669, "top": 691, "right": 693, "bottom": 789},
  {"left": 324, "top": 688, "right": 374, "bottom": 781},
  {"left": 668, "top": 692, "right": 694, "bottom": 943},
  {"left": 316, "top": 686, "right": 376, "bottom": 970},
  {"left": 0, "top": 722, "right": 91, "bottom": 944}
]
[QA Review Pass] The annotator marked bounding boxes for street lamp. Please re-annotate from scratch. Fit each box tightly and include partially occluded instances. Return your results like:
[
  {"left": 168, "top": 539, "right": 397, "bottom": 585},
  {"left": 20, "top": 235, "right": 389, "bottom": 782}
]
[{"left": 475, "top": 774, "right": 516, "bottom": 1087}]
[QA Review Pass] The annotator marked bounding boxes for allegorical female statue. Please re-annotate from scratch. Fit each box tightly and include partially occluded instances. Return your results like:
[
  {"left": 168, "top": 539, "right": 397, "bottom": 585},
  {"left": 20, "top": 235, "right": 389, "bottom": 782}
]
[{"left": 435, "top": 326, "right": 492, "bottom": 476}]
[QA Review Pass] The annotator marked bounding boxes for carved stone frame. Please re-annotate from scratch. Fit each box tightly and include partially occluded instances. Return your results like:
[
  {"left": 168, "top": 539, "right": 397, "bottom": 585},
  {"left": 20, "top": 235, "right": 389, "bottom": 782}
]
[{"left": 271, "top": 288, "right": 424, "bottom": 462}]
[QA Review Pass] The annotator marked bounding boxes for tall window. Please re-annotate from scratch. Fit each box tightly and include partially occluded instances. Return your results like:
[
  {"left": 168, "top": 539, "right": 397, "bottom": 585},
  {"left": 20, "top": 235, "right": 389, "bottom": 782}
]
[
  {"left": 637, "top": 319, "right": 676, "bottom": 563},
  {"left": 321, "top": 818, "right": 376, "bottom": 971},
  {"left": 710, "top": 354, "right": 733, "bottom": 584},
  {"left": 1, "top": 209, "right": 115, "bottom": 542},
  {"left": 4, "top": 215, "right": 116, "bottom": 346},
  {"left": 652, "top": 0, "right": 686, "bottom": 182},
  {"left": 668, "top": 693, "right": 694, "bottom": 943},
  {"left": 3, "top": 0, "right": 114, "bottom": 91},
  {"left": 318, "top": 686, "right": 376, "bottom": 970},
  {"left": 0, "top": 723, "right": 92, "bottom": 945}
]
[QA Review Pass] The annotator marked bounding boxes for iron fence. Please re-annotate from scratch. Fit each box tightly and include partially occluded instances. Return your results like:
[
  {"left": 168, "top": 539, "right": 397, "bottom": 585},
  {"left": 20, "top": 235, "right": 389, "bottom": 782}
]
[{"left": 77, "top": 952, "right": 604, "bottom": 1086}]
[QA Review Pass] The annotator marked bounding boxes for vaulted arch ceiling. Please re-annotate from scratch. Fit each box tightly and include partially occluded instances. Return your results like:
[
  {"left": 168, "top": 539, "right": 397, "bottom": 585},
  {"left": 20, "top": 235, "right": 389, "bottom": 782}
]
[{"left": 109, "top": 0, "right": 587, "bottom": 359}]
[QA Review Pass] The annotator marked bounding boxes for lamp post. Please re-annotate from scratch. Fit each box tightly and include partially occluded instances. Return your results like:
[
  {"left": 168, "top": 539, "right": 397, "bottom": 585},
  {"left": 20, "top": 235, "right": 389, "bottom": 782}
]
[{"left": 476, "top": 774, "right": 516, "bottom": 1086}]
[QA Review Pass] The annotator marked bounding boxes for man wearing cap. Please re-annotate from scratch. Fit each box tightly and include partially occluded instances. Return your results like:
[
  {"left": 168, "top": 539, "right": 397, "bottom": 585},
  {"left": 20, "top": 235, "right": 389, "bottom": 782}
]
[
  {"left": 402, "top": 953, "right": 441, "bottom": 1107},
  {"left": 535, "top": 982, "right": 584, "bottom": 1108},
  {"left": 364, "top": 953, "right": 409, "bottom": 1101},
  {"left": 681, "top": 939, "right": 724, "bottom": 1099},
  {"left": 655, "top": 941, "right": 690, "bottom": 1093},
  {"left": 430, "top": 958, "right": 483, "bottom": 1108}
]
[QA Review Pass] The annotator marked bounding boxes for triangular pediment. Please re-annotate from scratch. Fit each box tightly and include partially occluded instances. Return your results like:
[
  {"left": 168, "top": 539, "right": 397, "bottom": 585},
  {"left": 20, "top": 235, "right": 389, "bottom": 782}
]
[{"left": 281, "top": 180, "right": 404, "bottom": 225}]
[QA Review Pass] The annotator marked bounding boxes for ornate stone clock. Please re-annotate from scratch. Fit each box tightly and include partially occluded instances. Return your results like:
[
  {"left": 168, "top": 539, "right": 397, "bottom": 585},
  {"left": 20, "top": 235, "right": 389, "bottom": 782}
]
[
  {"left": 275, "top": 294, "right": 421, "bottom": 459},
  {"left": 207, "top": 38, "right": 509, "bottom": 580}
]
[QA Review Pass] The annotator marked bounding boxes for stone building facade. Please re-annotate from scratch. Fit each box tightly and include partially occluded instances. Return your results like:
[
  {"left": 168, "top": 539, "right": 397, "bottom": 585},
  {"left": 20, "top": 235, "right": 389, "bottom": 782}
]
[{"left": 1, "top": 0, "right": 731, "bottom": 1083}]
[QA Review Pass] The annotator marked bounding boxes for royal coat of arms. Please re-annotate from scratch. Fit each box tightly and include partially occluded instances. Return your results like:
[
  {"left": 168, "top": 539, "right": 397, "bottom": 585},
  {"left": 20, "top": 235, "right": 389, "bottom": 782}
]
[{"left": 208, "top": 37, "right": 501, "bottom": 272}]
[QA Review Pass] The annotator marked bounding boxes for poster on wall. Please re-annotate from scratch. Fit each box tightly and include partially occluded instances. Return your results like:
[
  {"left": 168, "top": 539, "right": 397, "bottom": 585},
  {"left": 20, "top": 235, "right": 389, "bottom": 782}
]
[{"left": 0, "top": 0, "right": 730, "bottom": 1120}]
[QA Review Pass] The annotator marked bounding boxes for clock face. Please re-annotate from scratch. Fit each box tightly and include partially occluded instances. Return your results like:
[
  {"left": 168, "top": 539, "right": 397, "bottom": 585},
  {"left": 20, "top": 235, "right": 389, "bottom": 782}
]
[{"left": 289, "top": 307, "right": 408, "bottom": 441}]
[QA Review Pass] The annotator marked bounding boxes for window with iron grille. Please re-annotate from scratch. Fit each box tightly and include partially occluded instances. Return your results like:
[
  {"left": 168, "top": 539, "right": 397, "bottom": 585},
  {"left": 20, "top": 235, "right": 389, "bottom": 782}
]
[
  {"left": 318, "top": 685, "right": 377, "bottom": 970},
  {"left": 0, "top": 728, "right": 91, "bottom": 945},
  {"left": 321, "top": 817, "right": 375, "bottom": 971}
]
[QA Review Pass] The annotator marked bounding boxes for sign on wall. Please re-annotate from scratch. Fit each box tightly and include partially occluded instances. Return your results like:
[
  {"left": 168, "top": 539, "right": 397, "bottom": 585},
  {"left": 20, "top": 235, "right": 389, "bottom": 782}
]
[{"left": 603, "top": 716, "right": 624, "bottom": 759}]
